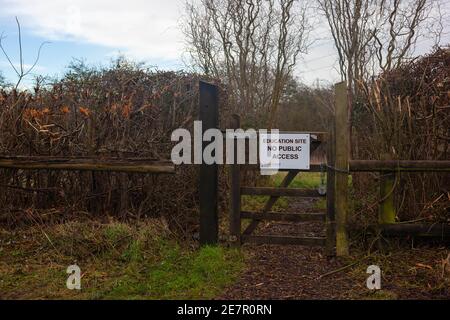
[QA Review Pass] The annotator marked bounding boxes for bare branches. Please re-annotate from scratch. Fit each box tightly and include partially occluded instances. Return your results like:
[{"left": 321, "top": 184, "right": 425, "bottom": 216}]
[
  {"left": 376, "top": 0, "right": 432, "bottom": 71},
  {"left": 0, "top": 63, "right": 207, "bottom": 225},
  {"left": 317, "top": 0, "right": 440, "bottom": 156},
  {"left": 0, "top": 17, "right": 50, "bottom": 89},
  {"left": 183, "top": 0, "right": 311, "bottom": 127},
  {"left": 318, "top": 0, "right": 441, "bottom": 88},
  {"left": 318, "top": 0, "right": 381, "bottom": 90}
]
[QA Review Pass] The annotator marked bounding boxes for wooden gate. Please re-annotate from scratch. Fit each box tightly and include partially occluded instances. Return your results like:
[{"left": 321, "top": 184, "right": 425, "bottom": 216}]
[
  {"left": 229, "top": 121, "right": 336, "bottom": 255},
  {"left": 198, "top": 81, "right": 450, "bottom": 256}
]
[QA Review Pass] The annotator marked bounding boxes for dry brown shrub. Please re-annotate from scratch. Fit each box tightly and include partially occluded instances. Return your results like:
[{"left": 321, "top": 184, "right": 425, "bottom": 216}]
[
  {"left": 353, "top": 46, "right": 450, "bottom": 223},
  {"left": 0, "top": 59, "right": 231, "bottom": 235}
]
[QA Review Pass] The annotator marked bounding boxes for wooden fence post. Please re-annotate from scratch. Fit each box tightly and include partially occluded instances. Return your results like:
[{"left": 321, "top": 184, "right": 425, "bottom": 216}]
[
  {"left": 326, "top": 119, "right": 336, "bottom": 256},
  {"left": 199, "top": 81, "right": 219, "bottom": 246},
  {"left": 379, "top": 155, "right": 396, "bottom": 224},
  {"left": 230, "top": 114, "right": 241, "bottom": 246},
  {"left": 334, "top": 82, "right": 350, "bottom": 257}
]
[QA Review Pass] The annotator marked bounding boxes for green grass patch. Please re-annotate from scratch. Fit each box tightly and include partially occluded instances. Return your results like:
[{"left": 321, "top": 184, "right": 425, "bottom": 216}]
[
  {"left": 314, "top": 199, "right": 327, "bottom": 210},
  {"left": 241, "top": 172, "right": 325, "bottom": 214},
  {"left": 241, "top": 195, "right": 288, "bottom": 212},
  {"left": 0, "top": 221, "right": 245, "bottom": 300},
  {"left": 241, "top": 172, "right": 325, "bottom": 211},
  {"left": 271, "top": 172, "right": 325, "bottom": 189},
  {"left": 102, "top": 244, "right": 244, "bottom": 300}
]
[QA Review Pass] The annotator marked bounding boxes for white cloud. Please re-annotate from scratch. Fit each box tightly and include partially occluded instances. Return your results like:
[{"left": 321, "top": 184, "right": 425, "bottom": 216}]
[
  {"left": 1, "top": 0, "right": 448, "bottom": 85},
  {"left": 0, "top": 0, "right": 185, "bottom": 61},
  {"left": 0, "top": 61, "right": 46, "bottom": 72}
]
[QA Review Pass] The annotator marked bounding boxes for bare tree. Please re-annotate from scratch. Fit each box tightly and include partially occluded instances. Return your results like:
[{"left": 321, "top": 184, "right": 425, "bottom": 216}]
[
  {"left": 374, "top": 0, "right": 441, "bottom": 72},
  {"left": 318, "top": 0, "right": 378, "bottom": 102},
  {"left": 319, "top": 0, "right": 440, "bottom": 87},
  {"left": 184, "top": 0, "right": 311, "bottom": 127},
  {"left": 0, "top": 17, "right": 49, "bottom": 90},
  {"left": 317, "top": 0, "right": 440, "bottom": 153}
]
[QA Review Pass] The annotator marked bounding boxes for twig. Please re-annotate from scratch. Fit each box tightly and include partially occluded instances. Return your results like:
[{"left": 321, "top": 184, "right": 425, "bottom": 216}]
[
  {"left": 0, "top": 17, "right": 50, "bottom": 89},
  {"left": 317, "top": 255, "right": 369, "bottom": 280}
]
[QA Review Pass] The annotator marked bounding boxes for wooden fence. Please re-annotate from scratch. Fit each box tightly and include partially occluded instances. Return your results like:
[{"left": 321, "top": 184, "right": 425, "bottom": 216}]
[
  {"left": 0, "top": 156, "right": 175, "bottom": 174},
  {"left": 333, "top": 82, "right": 450, "bottom": 256},
  {"left": 1, "top": 80, "right": 447, "bottom": 255},
  {"left": 221, "top": 81, "right": 450, "bottom": 256},
  {"left": 228, "top": 118, "right": 334, "bottom": 253}
]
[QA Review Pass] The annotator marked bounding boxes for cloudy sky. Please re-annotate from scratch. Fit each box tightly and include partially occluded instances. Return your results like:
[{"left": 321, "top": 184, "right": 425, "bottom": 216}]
[{"left": 0, "top": 0, "right": 449, "bottom": 88}]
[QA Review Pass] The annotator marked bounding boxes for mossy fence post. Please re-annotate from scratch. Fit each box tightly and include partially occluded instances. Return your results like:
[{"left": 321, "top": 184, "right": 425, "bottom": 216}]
[
  {"left": 325, "top": 117, "right": 336, "bottom": 256},
  {"left": 379, "top": 154, "right": 397, "bottom": 225}
]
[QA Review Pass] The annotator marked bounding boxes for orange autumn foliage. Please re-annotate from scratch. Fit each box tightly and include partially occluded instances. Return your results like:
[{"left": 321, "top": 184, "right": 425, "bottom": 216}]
[
  {"left": 60, "top": 106, "right": 70, "bottom": 114},
  {"left": 122, "top": 103, "right": 132, "bottom": 118},
  {"left": 79, "top": 107, "right": 91, "bottom": 117},
  {"left": 22, "top": 108, "right": 51, "bottom": 119}
]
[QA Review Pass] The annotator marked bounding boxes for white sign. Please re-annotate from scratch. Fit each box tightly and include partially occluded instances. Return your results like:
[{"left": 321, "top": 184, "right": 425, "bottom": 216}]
[{"left": 259, "top": 133, "right": 310, "bottom": 170}]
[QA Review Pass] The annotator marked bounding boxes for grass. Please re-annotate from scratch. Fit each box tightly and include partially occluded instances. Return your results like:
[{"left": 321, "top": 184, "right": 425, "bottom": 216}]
[
  {"left": 102, "top": 244, "right": 243, "bottom": 299},
  {"left": 242, "top": 172, "right": 325, "bottom": 211},
  {"left": 240, "top": 172, "right": 329, "bottom": 220},
  {"left": 341, "top": 245, "right": 450, "bottom": 300},
  {"left": 271, "top": 172, "right": 325, "bottom": 189},
  {"left": 0, "top": 221, "right": 245, "bottom": 300},
  {"left": 241, "top": 195, "right": 288, "bottom": 212},
  {"left": 273, "top": 172, "right": 328, "bottom": 211}
]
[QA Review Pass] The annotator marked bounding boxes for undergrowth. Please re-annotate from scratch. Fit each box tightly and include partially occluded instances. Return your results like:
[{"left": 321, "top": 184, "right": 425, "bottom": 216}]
[
  {"left": 342, "top": 244, "right": 450, "bottom": 300},
  {"left": 0, "top": 220, "right": 245, "bottom": 299}
]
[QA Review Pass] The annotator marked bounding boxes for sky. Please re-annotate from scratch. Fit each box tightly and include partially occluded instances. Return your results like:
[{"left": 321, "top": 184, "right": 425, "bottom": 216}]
[{"left": 0, "top": 0, "right": 449, "bottom": 89}]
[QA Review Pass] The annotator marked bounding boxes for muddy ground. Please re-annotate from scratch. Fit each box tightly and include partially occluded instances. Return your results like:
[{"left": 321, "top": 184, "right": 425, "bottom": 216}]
[{"left": 220, "top": 198, "right": 450, "bottom": 300}]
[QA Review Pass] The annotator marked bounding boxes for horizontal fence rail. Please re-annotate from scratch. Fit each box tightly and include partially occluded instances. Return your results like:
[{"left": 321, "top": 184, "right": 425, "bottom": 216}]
[
  {"left": 349, "top": 160, "right": 450, "bottom": 172},
  {"left": 345, "top": 159, "right": 450, "bottom": 241},
  {"left": 242, "top": 235, "right": 327, "bottom": 246},
  {"left": 240, "top": 211, "right": 326, "bottom": 222},
  {"left": 241, "top": 187, "right": 326, "bottom": 198},
  {"left": 243, "top": 164, "right": 327, "bottom": 172},
  {"left": 379, "top": 223, "right": 450, "bottom": 237},
  {"left": 0, "top": 156, "right": 175, "bottom": 174}
]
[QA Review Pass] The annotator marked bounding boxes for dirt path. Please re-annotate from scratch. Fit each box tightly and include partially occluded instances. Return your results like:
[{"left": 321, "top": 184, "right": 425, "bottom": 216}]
[
  {"left": 220, "top": 197, "right": 450, "bottom": 300},
  {"left": 220, "top": 244, "right": 356, "bottom": 299},
  {"left": 220, "top": 198, "right": 360, "bottom": 299}
]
